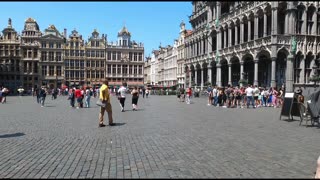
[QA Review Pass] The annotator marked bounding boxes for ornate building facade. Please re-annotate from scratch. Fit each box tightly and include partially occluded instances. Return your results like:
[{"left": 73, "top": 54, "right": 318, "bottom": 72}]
[
  {"left": 20, "top": 18, "right": 42, "bottom": 90},
  {"left": 85, "top": 29, "right": 106, "bottom": 86},
  {"left": 0, "top": 19, "right": 21, "bottom": 91},
  {"left": 39, "top": 25, "right": 65, "bottom": 88},
  {"left": 106, "top": 26, "right": 144, "bottom": 87},
  {"left": 185, "top": 1, "right": 320, "bottom": 94}
]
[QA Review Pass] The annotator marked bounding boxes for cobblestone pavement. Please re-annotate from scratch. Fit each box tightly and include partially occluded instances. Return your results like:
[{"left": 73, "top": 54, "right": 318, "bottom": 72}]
[{"left": 0, "top": 95, "right": 319, "bottom": 178}]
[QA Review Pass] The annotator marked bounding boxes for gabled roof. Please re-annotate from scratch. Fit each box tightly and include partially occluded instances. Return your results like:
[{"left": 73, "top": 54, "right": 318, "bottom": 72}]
[{"left": 118, "top": 26, "right": 131, "bottom": 37}]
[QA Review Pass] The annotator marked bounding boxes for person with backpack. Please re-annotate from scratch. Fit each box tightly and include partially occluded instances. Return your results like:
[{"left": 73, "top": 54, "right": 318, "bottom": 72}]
[{"left": 39, "top": 86, "right": 47, "bottom": 107}]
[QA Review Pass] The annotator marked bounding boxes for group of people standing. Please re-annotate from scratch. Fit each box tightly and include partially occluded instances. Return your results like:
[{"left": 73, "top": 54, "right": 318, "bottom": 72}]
[
  {"left": 205, "top": 84, "right": 284, "bottom": 108},
  {"left": 67, "top": 87, "right": 93, "bottom": 109}
]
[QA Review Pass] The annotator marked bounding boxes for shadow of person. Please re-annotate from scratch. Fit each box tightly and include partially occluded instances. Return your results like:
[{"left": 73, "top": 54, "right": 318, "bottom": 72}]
[
  {"left": 110, "top": 123, "right": 126, "bottom": 126},
  {"left": 0, "top": 132, "right": 25, "bottom": 138}
]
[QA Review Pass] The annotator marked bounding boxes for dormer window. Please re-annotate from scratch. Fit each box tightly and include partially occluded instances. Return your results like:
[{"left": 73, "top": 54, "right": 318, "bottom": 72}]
[{"left": 123, "top": 40, "right": 127, "bottom": 46}]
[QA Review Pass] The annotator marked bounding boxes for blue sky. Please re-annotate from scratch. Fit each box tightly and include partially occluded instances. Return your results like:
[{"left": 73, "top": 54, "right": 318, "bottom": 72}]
[{"left": 0, "top": 2, "right": 192, "bottom": 58}]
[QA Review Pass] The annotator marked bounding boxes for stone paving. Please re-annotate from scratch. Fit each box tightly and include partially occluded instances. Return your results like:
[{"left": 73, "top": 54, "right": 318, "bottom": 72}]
[{"left": 0, "top": 94, "right": 320, "bottom": 178}]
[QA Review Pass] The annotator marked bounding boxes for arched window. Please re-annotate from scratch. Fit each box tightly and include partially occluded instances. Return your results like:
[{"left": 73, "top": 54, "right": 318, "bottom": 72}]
[
  {"left": 307, "top": 6, "right": 316, "bottom": 35},
  {"left": 296, "top": 5, "right": 304, "bottom": 34}
]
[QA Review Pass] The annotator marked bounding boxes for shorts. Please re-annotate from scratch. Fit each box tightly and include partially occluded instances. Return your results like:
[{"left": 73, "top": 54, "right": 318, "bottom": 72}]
[
  {"left": 254, "top": 96, "right": 258, "bottom": 100},
  {"left": 77, "top": 98, "right": 82, "bottom": 103}
]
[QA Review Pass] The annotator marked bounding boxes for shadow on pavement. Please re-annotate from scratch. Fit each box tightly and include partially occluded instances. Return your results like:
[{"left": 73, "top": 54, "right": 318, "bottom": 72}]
[
  {"left": 0, "top": 132, "right": 25, "bottom": 138},
  {"left": 111, "top": 123, "right": 126, "bottom": 126}
]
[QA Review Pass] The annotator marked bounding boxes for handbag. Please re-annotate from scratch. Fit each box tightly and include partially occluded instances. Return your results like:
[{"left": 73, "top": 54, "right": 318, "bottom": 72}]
[{"left": 96, "top": 99, "right": 106, "bottom": 108}]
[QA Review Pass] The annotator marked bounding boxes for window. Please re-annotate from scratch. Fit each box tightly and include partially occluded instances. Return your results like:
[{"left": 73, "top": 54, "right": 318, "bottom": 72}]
[
  {"left": 70, "top": 71, "right": 74, "bottom": 78},
  {"left": 117, "top": 65, "right": 121, "bottom": 74},
  {"left": 56, "top": 52, "right": 62, "bottom": 61},
  {"left": 75, "top": 42, "right": 79, "bottom": 48},
  {"left": 75, "top": 50, "right": 79, "bottom": 56},
  {"left": 70, "top": 60, "right": 74, "bottom": 67},
  {"left": 86, "top": 51, "right": 90, "bottom": 57},
  {"left": 49, "top": 52, "right": 54, "bottom": 61},
  {"left": 70, "top": 50, "right": 75, "bottom": 56},
  {"left": 91, "top": 71, "right": 95, "bottom": 79},
  {"left": 96, "top": 41, "right": 99, "bottom": 47},
  {"left": 96, "top": 71, "right": 100, "bottom": 79},
  {"left": 123, "top": 65, "right": 127, "bottom": 74},
  {"left": 71, "top": 42, "right": 74, "bottom": 48},
  {"left": 49, "top": 43, "right": 54, "bottom": 48},
  {"left": 42, "top": 42, "right": 46, "bottom": 48},
  {"left": 129, "top": 52, "right": 132, "bottom": 61},
  {"left": 112, "top": 51, "right": 116, "bottom": 60},
  {"left": 49, "top": 66, "right": 54, "bottom": 76},
  {"left": 92, "top": 61, "right": 95, "bottom": 67},
  {"left": 80, "top": 50, "right": 84, "bottom": 56},
  {"left": 138, "top": 53, "right": 143, "bottom": 61},
  {"left": 75, "top": 71, "right": 80, "bottom": 78},
  {"left": 42, "top": 65, "right": 47, "bottom": 76},
  {"left": 65, "top": 51, "right": 69, "bottom": 57},
  {"left": 101, "top": 71, "right": 105, "bottom": 78},
  {"left": 86, "top": 61, "right": 90, "bottom": 68},
  {"left": 117, "top": 52, "right": 121, "bottom": 60},
  {"left": 100, "top": 51, "right": 105, "bottom": 58},
  {"left": 112, "top": 65, "right": 116, "bottom": 74},
  {"left": 107, "top": 64, "right": 111, "bottom": 74},
  {"left": 80, "top": 60, "right": 84, "bottom": 68},
  {"left": 101, "top": 61, "right": 104, "bottom": 68},
  {"left": 65, "top": 60, "right": 69, "bottom": 67},
  {"left": 57, "top": 66, "right": 61, "bottom": 76},
  {"left": 134, "top": 52, "right": 137, "bottom": 61},
  {"left": 87, "top": 71, "right": 90, "bottom": 78},
  {"left": 57, "top": 43, "right": 61, "bottom": 48},
  {"left": 75, "top": 60, "right": 80, "bottom": 67},
  {"left": 96, "top": 61, "right": 100, "bottom": 68},
  {"left": 138, "top": 65, "right": 142, "bottom": 74},
  {"left": 96, "top": 51, "right": 100, "bottom": 58},
  {"left": 129, "top": 65, "right": 132, "bottom": 74},
  {"left": 80, "top": 71, "right": 84, "bottom": 78},
  {"left": 134, "top": 65, "right": 137, "bottom": 74},
  {"left": 65, "top": 71, "right": 69, "bottom": 78},
  {"left": 123, "top": 40, "right": 127, "bottom": 46},
  {"left": 91, "top": 51, "right": 96, "bottom": 57},
  {"left": 41, "top": 52, "right": 47, "bottom": 61},
  {"left": 107, "top": 51, "right": 111, "bottom": 60}
]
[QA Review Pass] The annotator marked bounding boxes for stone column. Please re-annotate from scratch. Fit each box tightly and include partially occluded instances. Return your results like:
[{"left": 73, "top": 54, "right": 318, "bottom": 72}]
[
  {"left": 272, "top": 7, "right": 278, "bottom": 35},
  {"left": 300, "top": 55, "right": 305, "bottom": 83},
  {"left": 189, "top": 68, "right": 192, "bottom": 87},
  {"left": 248, "top": 20, "right": 252, "bottom": 41},
  {"left": 240, "top": 20, "right": 244, "bottom": 44},
  {"left": 240, "top": 61, "right": 244, "bottom": 79},
  {"left": 47, "top": 65, "right": 49, "bottom": 76},
  {"left": 312, "top": 9, "right": 317, "bottom": 35},
  {"left": 216, "top": 63, "right": 221, "bottom": 87},
  {"left": 201, "top": 68, "right": 204, "bottom": 89},
  {"left": 228, "top": 63, "right": 232, "bottom": 85},
  {"left": 264, "top": 12, "right": 267, "bottom": 36},
  {"left": 194, "top": 68, "right": 198, "bottom": 86},
  {"left": 235, "top": 25, "right": 238, "bottom": 45},
  {"left": 208, "top": 33, "right": 212, "bottom": 54},
  {"left": 271, "top": 57, "right": 276, "bottom": 88},
  {"left": 184, "top": 67, "right": 187, "bottom": 88},
  {"left": 216, "top": 2, "right": 221, "bottom": 17},
  {"left": 254, "top": 15, "right": 259, "bottom": 39},
  {"left": 224, "top": 29, "right": 227, "bottom": 48},
  {"left": 228, "top": 26, "right": 232, "bottom": 47},
  {"left": 285, "top": 54, "right": 294, "bottom": 92},
  {"left": 254, "top": 59, "right": 259, "bottom": 86},
  {"left": 216, "top": 29, "right": 220, "bottom": 50},
  {"left": 208, "top": 64, "right": 212, "bottom": 85}
]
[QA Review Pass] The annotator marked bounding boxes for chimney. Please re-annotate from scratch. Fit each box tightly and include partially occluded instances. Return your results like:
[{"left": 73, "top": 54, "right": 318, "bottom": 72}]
[{"left": 64, "top": 28, "right": 67, "bottom": 38}]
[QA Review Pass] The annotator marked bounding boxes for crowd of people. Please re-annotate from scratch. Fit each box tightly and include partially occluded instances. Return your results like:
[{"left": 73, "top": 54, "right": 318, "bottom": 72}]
[{"left": 176, "top": 84, "right": 286, "bottom": 108}]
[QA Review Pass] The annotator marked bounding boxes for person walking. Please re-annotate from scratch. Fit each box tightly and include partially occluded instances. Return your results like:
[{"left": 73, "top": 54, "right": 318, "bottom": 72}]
[
  {"left": 1, "top": 87, "right": 9, "bottom": 104},
  {"left": 85, "top": 87, "right": 91, "bottom": 108},
  {"left": 207, "top": 85, "right": 213, "bottom": 106},
  {"left": 142, "top": 87, "right": 146, "bottom": 98},
  {"left": 186, "top": 87, "right": 192, "bottom": 104},
  {"left": 145, "top": 88, "right": 149, "bottom": 98},
  {"left": 39, "top": 86, "right": 47, "bottom": 107},
  {"left": 69, "top": 89, "right": 75, "bottom": 108},
  {"left": 98, "top": 79, "right": 114, "bottom": 127},
  {"left": 131, "top": 86, "right": 139, "bottom": 111},
  {"left": 117, "top": 82, "right": 127, "bottom": 112}
]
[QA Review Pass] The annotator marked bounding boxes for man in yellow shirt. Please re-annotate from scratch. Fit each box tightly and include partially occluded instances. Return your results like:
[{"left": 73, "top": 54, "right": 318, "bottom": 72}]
[{"left": 99, "top": 79, "right": 114, "bottom": 127}]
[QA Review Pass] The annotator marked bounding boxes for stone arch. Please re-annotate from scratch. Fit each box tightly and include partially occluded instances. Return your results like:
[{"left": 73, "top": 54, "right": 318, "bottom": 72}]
[
  {"left": 230, "top": 56, "right": 241, "bottom": 86},
  {"left": 220, "top": 58, "right": 229, "bottom": 87},
  {"left": 242, "top": 53, "right": 254, "bottom": 85},
  {"left": 276, "top": 49, "right": 288, "bottom": 87},
  {"left": 256, "top": 50, "right": 272, "bottom": 87},
  {"left": 277, "top": 46, "right": 289, "bottom": 57},
  {"left": 305, "top": 51, "right": 314, "bottom": 83},
  {"left": 255, "top": 49, "right": 271, "bottom": 60}
]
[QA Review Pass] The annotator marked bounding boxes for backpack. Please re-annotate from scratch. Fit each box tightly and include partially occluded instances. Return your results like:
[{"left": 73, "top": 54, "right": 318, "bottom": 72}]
[{"left": 89, "top": 90, "right": 93, "bottom": 96}]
